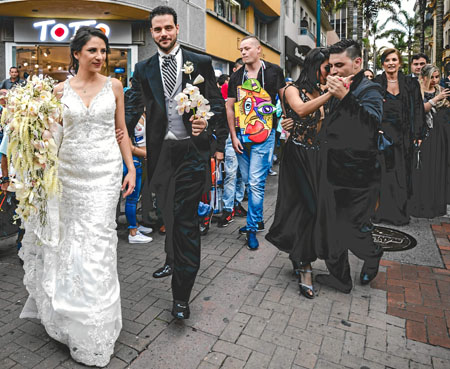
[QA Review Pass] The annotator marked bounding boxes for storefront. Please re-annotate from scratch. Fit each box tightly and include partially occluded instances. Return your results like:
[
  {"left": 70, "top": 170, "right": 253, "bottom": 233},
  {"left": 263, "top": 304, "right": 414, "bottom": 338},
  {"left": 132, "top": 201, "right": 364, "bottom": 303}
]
[
  {"left": 6, "top": 17, "right": 138, "bottom": 85},
  {"left": 284, "top": 36, "right": 305, "bottom": 81}
]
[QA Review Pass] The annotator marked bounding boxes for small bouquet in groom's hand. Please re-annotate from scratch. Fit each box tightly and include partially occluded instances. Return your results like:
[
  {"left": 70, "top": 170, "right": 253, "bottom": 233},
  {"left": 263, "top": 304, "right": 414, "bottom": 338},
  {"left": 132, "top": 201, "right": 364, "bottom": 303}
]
[
  {"left": 174, "top": 80, "right": 214, "bottom": 121},
  {"left": 0, "top": 75, "right": 62, "bottom": 225}
]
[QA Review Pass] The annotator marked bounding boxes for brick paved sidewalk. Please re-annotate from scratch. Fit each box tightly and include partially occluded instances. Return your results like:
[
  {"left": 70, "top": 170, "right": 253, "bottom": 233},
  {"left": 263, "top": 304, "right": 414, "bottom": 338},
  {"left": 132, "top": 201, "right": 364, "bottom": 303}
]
[
  {"left": 370, "top": 222, "right": 450, "bottom": 349},
  {"left": 1, "top": 176, "right": 450, "bottom": 369}
]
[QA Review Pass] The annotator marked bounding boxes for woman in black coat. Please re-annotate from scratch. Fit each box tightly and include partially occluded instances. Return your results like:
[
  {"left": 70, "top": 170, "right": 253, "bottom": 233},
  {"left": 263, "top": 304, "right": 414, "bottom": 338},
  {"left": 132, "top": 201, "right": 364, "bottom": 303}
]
[{"left": 373, "top": 48, "right": 426, "bottom": 225}]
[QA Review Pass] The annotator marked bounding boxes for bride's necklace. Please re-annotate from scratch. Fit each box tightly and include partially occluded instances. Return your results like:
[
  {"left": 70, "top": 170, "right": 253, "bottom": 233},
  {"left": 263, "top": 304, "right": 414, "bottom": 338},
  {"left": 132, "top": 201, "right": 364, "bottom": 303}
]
[{"left": 388, "top": 80, "right": 398, "bottom": 83}]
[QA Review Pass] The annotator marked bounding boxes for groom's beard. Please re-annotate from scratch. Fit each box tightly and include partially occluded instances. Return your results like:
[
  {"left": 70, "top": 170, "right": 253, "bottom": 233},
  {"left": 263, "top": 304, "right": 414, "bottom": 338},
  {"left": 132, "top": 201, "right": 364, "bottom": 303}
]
[{"left": 155, "top": 37, "right": 177, "bottom": 53}]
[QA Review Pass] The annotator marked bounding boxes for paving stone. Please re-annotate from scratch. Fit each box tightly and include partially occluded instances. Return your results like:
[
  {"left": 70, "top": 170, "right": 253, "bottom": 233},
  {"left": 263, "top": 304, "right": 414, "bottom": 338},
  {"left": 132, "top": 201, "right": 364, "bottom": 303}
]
[
  {"left": 339, "top": 353, "right": 385, "bottom": 369},
  {"left": 130, "top": 324, "right": 216, "bottom": 369},
  {"left": 314, "top": 358, "right": 342, "bottom": 369},
  {"left": 202, "top": 352, "right": 226, "bottom": 366},
  {"left": 293, "top": 348, "right": 317, "bottom": 369},
  {"left": 328, "top": 316, "right": 366, "bottom": 335},
  {"left": 219, "top": 321, "right": 245, "bottom": 343},
  {"left": 33, "top": 350, "right": 71, "bottom": 369},
  {"left": 267, "top": 346, "right": 296, "bottom": 369},
  {"left": 9, "top": 347, "right": 43, "bottom": 368},
  {"left": 235, "top": 334, "right": 276, "bottom": 356},
  {"left": 432, "top": 356, "right": 450, "bottom": 369},
  {"left": 260, "top": 330, "right": 300, "bottom": 351},
  {"left": 343, "top": 331, "right": 365, "bottom": 358},
  {"left": 306, "top": 321, "right": 345, "bottom": 340},
  {"left": 265, "top": 312, "right": 289, "bottom": 334},
  {"left": 319, "top": 335, "right": 343, "bottom": 364},
  {"left": 226, "top": 238, "right": 278, "bottom": 276},
  {"left": 239, "top": 304, "right": 272, "bottom": 319},
  {"left": 190, "top": 269, "right": 259, "bottom": 336},
  {"left": 212, "top": 340, "right": 251, "bottom": 361},
  {"left": 242, "top": 316, "right": 267, "bottom": 338},
  {"left": 366, "top": 326, "right": 387, "bottom": 351},
  {"left": 221, "top": 356, "right": 246, "bottom": 369},
  {"left": 364, "top": 347, "right": 409, "bottom": 369},
  {"left": 243, "top": 351, "right": 271, "bottom": 369},
  {"left": 0, "top": 358, "right": 17, "bottom": 369},
  {"left": 284, "top": 325, "right": 323, "bottom": 346}
]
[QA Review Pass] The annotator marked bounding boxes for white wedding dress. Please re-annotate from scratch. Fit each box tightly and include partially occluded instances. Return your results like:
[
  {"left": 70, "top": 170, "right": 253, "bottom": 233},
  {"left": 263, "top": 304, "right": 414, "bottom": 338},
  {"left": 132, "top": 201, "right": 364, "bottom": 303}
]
[{"left": 19, "top": 77, "right": 123, "bottom": 367}]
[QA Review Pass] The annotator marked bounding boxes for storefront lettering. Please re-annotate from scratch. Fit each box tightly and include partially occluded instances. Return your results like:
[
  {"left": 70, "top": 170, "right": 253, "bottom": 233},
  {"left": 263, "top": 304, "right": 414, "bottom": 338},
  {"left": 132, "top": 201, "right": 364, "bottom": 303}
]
[{"left": 33, "top": 20, "right": 111, "bottom": 42}]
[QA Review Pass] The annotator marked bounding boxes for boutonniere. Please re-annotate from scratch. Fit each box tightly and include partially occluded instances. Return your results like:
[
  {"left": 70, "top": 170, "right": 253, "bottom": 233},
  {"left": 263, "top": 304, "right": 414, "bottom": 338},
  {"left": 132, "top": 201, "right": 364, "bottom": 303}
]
[
  {"left": 174, "top": 83, "right": 214, "bottom": 120},
  {"left": 182, "top": 61, "right": 194, "bottom": 79}
]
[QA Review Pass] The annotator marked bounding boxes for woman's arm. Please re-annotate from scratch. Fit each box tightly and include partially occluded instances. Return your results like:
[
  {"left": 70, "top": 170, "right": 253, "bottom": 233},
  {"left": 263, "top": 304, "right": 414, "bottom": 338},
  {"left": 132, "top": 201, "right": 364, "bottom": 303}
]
[
  {"left": 285, "top": 86, "right": 332, "bottom": 118},
  {"left": 112, "top": 78, "right": 135, "bottom": 198},
  {"left": 53, "top": 82, "right": 65, "bottom": 125},
  {"left": 131, "top": 142, "right": 147, "bottom": 158}
]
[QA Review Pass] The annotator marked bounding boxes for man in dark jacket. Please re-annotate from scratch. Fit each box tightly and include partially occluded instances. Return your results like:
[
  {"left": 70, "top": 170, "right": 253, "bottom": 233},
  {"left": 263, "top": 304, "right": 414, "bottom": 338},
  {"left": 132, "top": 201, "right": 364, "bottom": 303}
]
[
  {"left": 316, "top": 39, "right": 384, "bottom": 293},
  {"left": 125, "top": 6, "right": 228, "bottom": 319}
]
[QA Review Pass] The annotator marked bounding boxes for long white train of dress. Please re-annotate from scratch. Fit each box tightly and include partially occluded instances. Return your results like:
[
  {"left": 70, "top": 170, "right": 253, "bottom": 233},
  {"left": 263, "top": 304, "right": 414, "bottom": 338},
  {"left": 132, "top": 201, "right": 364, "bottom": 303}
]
[{"left": 19, "top": 77, "right": 123, "bottom": 367}]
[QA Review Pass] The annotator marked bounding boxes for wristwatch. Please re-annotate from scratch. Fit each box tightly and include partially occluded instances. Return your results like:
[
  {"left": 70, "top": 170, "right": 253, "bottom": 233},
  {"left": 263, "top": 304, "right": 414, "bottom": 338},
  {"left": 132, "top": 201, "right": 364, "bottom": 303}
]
[{"left": 1, "top": 176, "right": 9, "bottom": 184}]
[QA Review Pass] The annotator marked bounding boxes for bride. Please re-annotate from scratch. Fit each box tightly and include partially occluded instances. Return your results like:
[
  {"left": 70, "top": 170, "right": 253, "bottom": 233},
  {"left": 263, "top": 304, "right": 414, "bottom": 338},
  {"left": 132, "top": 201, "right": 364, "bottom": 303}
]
[{"left": 19, "top": 26, "right": 135, "bottom": 367}]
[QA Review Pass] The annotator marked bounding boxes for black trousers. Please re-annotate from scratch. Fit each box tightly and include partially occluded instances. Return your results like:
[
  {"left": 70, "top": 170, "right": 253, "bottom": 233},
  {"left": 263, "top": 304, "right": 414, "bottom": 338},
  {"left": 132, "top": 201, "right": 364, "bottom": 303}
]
[
  {"left": 151, "top": 139, "right": 206, "bottom": 302},
  {"left": 325, "top": 184, "right": 383, "bottom": 290},
  {"left": 325, "top": 149, "right": 383, "bottom": 290}
]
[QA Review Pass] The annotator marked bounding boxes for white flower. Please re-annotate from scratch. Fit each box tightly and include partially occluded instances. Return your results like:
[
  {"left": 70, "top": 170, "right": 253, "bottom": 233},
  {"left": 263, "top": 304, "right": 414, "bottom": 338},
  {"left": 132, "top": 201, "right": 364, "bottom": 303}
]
[
  {"left": 174, "top": 92, "right": 191, "bottom": 115},
  {"left": 193, "top": 74, "right": 204, "bottom": 85},
  {"left": 182, "top": 61, "right": 194, "bottom": 75},
  {"left": 183, "top": 83, "right": 200, "bottom": 97},
  {"left": 197, "top": 104, "right": 214, "bottom": 120}
]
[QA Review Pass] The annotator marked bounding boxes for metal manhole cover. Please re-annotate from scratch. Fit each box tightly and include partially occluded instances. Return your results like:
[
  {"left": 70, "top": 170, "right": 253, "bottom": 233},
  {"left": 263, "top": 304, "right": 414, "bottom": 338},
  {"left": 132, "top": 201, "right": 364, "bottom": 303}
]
[{"left": 372, "top": 226, "right": 417, "bottom": 252}]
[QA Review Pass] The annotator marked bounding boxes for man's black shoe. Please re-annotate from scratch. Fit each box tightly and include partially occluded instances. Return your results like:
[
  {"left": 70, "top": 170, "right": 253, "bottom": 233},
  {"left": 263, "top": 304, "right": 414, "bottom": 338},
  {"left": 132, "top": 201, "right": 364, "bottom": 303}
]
[
  {"left": 315, "top": 274, "right": 352, "bottom": 294},
  {"left": 152, "top": 264, "right": 173, "bottom": 278},
  {"left": 218, "top": 210, "right": 233, "bottom": 227},
  {"left": 360, "top": 272, "right": 378, "bottom": 285},
  {"left": 239, "top": 221, "right": 264, "bottom": 235},
  {"left": 171, "top": 300, "right": 190, "bottom": 320},
  {"left": 234, "top": 202, "right": 247, "bottom": 217}
]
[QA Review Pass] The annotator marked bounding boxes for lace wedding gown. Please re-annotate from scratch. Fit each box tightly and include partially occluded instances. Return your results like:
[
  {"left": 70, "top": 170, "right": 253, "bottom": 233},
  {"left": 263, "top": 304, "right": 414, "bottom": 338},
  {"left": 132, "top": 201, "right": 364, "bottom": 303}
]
[{"left": 19, "top": 77, "right": 123, "bottom": 367}]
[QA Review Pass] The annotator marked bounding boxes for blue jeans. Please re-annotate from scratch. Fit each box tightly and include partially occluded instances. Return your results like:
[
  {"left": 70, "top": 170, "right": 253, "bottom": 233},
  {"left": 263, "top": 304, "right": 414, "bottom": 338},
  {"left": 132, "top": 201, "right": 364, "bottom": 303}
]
[
  {"left": 222, "top": 136, "right": 245, "bottom": 212},
  {"left": 236, "top": 129, "right": 275, "bottom": 232},
  {"left": 123, "top": 156, "right": 143, "bottom": 229}
]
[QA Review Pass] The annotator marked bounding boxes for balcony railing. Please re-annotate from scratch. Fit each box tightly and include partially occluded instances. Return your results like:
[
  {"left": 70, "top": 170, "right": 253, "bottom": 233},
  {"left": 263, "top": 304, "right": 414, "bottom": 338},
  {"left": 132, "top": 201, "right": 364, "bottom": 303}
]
[{"left": 299, "top": 27, "right": 316, "bottom": 42}]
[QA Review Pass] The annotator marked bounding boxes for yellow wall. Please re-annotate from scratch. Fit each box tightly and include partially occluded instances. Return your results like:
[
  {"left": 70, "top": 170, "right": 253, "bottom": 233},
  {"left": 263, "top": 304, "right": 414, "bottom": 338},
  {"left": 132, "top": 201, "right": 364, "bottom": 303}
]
[
  {"left": 253, "top": 0, "right": 280, "bottom": 16},
  {"left": 206, "top": 15, "right": 280, "bottom": 65}
]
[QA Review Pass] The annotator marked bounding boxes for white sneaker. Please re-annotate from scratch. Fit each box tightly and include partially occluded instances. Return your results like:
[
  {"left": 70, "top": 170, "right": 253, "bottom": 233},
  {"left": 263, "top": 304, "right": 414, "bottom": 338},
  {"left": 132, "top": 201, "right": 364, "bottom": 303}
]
[
  {"left": 129, "top": 231, "right": 153, "bottom": 244},
  {"left": 137, "top": 225, "right": 153, "bottom": 234}
]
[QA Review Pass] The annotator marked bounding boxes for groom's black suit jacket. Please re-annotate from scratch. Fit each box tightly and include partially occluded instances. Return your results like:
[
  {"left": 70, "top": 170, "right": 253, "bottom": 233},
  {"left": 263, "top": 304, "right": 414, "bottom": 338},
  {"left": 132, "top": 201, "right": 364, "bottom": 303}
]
[{"left": 125, "top": 47, "right": 228, "bottom": 180}]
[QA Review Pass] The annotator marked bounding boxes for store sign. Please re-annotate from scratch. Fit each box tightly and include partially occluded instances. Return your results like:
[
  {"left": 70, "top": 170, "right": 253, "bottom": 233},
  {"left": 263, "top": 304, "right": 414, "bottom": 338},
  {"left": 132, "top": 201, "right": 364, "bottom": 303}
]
[
  {"left": 33, "top": 20, "right": 111, "bottom": 42},
  {"left": 14, "top": 18, "right": 131, "bottom": 44}
]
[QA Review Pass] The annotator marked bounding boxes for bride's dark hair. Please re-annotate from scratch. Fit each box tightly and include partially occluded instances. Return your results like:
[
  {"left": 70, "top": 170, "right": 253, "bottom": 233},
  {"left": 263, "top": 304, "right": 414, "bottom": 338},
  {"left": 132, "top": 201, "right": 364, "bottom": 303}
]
[
  {"left": 295, "top": 48, "right": 329, "bottom": 93},
  {"left": 69, "top": 26, "right": 110, "bottom": 75}
]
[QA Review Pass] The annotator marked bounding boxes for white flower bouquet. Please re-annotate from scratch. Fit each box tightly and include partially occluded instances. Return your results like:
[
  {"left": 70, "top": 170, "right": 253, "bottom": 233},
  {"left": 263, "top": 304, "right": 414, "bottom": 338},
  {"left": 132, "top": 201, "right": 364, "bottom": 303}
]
[
  {"left": 174, "top": 82, "right": 214, "bottom": 121},
  {"left": 0, "top": 75, "right": 63, "bottom": 225}
]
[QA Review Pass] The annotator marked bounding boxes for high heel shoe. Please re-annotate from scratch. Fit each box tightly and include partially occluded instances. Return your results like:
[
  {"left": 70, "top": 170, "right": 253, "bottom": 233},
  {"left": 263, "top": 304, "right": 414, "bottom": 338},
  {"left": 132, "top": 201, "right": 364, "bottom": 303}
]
[{"left": 298, "top": 268, "right": 315, "bottom": 299}]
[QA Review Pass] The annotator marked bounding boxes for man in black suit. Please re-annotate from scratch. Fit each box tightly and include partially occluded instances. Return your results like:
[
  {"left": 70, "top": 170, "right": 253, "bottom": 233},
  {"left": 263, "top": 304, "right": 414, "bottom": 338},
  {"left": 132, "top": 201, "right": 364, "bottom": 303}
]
[{"left": 125, "top": 5, "right": 227, "bottom": 319}]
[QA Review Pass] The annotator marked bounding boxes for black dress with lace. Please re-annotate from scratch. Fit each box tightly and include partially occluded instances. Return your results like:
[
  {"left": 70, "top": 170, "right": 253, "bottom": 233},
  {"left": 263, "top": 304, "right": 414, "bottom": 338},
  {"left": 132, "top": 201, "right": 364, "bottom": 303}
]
[
  {"left": 266, "top": 85, "right": 331, "bottom": 264},
  {"left": 410, "top": 91, "right": 448, "bottom": 217}
]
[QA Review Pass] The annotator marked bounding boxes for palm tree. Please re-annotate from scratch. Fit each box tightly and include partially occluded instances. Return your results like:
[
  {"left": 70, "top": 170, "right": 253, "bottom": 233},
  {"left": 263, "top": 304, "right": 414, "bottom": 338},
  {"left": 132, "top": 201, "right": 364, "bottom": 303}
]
[
  {"left": 368, "top": 19, "right": 390, "bottom": 73},
  {"left": 390, "top": 10, "right": 419, "bottom": 69},
  {"left": 417, "top": 0, "right": 427, "bottom": 53},
  {"left": 347, "top": 1, "right": 354, "bottom": 39},
  {"left": 436, "top": 0, "right": 444, "bottom": 69}
]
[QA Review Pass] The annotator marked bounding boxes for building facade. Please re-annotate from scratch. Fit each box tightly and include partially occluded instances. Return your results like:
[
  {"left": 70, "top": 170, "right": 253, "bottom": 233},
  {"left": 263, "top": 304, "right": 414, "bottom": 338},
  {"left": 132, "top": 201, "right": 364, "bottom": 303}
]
[
  {"left": 205, "top": 0, "right": 282, "bottom": 75},
  {"left": 0, "top": 0, "right": 207, "bottom": 84},
  {"left": 283, "top": 0, "right": 334, "bottom": 80}
]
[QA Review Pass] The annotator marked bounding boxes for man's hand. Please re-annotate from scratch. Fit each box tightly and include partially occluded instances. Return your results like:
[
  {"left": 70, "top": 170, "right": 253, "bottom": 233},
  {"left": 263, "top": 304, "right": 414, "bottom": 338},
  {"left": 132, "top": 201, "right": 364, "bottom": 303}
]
[
  {"left": 281, "top": 116, "right": 294, "bottom": 131},
  {"left": 214, "top": 151, "right": 224, "bottom": 164},
  {"left": 327, "top": 75, "right": 352, "bottom": 100},
  {"left": 1, "top": 180, "right": 9, "bottom": 192},
  {"left": 231, "top": 135, "right": 243, "bottom": 154},
  {"left": 115, "top": 128, "right": 124, "bottom": 145},
  {"left": 191, "top": 116, "right": 207, "bottom": 136}
]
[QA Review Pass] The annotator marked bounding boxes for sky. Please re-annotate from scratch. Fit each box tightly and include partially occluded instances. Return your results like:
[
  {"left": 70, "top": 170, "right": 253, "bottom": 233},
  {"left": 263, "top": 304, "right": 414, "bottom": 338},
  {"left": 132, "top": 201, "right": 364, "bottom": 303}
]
[{"left": 377, "top": 0, "right": 416, "bottom": 48}]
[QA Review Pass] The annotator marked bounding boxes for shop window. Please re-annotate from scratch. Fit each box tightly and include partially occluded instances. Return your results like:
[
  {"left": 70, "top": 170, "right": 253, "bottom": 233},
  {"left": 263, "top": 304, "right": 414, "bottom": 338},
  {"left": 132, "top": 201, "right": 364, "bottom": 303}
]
[
  {"left": 15, "top": 45, "right": 129, "bottom": 85},
  {"left": 293, "top": 0, "right": 297, "bottom": 23},
  {"left": 215, "top": 0, "right": 246, "bottom": 28}
]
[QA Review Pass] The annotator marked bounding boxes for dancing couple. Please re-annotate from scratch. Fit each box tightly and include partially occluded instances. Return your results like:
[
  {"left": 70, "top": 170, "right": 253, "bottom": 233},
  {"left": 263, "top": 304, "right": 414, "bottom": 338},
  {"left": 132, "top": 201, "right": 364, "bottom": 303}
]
[
  {"left": 17, "top": 5, "right": 226, "bottom": 367},
  {"left": 267, "top": 39, "right": 384, "bottom": 298}
]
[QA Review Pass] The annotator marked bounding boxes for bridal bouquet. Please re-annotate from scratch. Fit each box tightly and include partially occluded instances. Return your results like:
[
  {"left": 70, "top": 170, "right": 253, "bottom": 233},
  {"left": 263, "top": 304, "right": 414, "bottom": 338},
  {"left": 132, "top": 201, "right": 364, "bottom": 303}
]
[
  {"left": 0, "top": 75, "right": 62, "bottom": 225},
  {"left": 174, "top": 81, "right": 214, "bottom": 121}
]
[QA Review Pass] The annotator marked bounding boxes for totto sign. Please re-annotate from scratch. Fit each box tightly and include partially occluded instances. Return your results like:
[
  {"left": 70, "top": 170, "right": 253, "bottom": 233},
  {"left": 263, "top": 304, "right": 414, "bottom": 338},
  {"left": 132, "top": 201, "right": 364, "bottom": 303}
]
[{"left": 33, "top": 20, "right": 111, "bottom": 42}]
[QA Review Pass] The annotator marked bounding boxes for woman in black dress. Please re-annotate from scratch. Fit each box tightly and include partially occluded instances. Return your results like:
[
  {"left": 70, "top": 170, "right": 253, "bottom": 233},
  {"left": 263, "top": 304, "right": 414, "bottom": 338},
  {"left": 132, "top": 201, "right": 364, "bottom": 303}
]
[
  {"left": 266, "top": 48, "right": 333, "bottom": 299},
  {"left": 373, "top": 48, "right": 426, "bottom": 225},
  {"left": 410, "top": 65, "right": 450, "bottom": 217}
]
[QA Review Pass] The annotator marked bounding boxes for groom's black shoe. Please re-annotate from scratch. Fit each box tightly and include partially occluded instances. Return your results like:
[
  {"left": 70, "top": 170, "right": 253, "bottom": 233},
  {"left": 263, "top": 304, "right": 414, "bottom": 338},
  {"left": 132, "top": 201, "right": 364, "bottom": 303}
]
[
  {"left": 171, "top": 300, "right": 190, "bottom": 320},
  {"left": 152, "top": 264, "right": 173, "bottom": 278}
]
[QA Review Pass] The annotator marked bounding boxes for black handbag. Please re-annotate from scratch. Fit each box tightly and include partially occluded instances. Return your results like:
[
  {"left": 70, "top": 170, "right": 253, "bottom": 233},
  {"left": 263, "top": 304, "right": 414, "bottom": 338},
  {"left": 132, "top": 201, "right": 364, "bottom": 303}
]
[{"left": 377, "top": 130, "right": 393, "bottom": 151}]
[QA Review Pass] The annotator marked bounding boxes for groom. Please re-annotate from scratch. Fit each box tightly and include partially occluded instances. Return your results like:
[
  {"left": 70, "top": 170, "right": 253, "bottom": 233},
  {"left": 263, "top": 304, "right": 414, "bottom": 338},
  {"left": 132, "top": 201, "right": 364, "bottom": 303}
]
[{"left": 125, "top": 5, "right": 227, "bottom": 319}]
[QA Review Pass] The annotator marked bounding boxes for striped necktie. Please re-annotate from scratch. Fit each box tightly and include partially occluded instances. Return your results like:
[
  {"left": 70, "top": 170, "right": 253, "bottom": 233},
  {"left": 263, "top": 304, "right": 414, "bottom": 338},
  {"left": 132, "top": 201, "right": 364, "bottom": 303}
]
[{"left": 162, "top": 51, "right": 178, "bottom": 97}]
